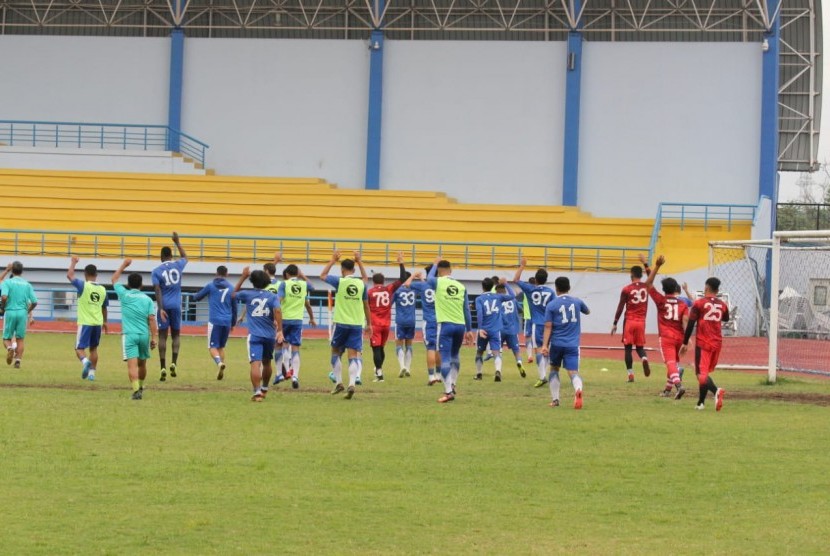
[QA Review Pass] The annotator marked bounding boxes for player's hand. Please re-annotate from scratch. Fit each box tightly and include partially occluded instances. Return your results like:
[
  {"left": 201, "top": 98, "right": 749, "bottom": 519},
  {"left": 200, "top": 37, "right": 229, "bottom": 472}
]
[
  {"left": 478, "top": 329, "right": 488, "bottom": 338},
  {"left": 396, "top": 251, "right": 404, "bottom": 264},
  {"left": 463, "top": 331, "right": 474, "bottom": 345},
  {"left": 5, "top": 262, "right": 12, "bottom": 271},
  {"left": 365, "top": 324, "right": 373, "bottom": 338},
  {"left": 172, "top": 231, "right": 180, "bottom": 244},
  {"left": 151, "top": 337, "right": 158, "bottom": 350},
  {"left": 309, "top": 318, "right": 317, "bottom": 327},
  {"left": 540, "top": 346, "right": 549, "bottom": 357},
  {"left": 276, "top": 331, "right": 285, "bottom": 344},
  {"left": 656, "top": 255, "right": 665, "bottom": 266},
  {"left": 102, "top": 323, "right": 109, "bottom": 335},
  {"left": 237, "top": 316, "right": 245, "bottom": 326},
  {"left": 28, "top": 315, "right": 35, "bottom": 326},
  {"left": 160, "top": 309, "right": 168, "bottom": 323},
  {"left": 240, "top": 266, "right": 251, "bottom": 278},
  {"left": 70, "top": 256, "right": 80, "bottom": 265},
  {"left": 519, "top": 257, "right": 527, "bottom": 267},
  {"left": 274, "top": 251, "right": 282, "bottom": 263},
  {"left": 332, "top": 250, "right": 341, "bottom": 262},
  {"left": 610, "top": 324, "right": 617, "bottom": 335},
  {"left": 499, "top": 277, "right": 508, "bottom": 285},
  {"left": 414, "top": 271, "right": 424, "bottom": 279},
  {"left": 122, "top": 258, "right": 132, "bottom": 268},
  {"left": 637, "top": 253, "right": 647, "bottom": 265},
  {"left": 679, "top": 344, "right": 688, "bottom": 356},
  {"left": 353, "top": 251, "right": 362, "bottom": 262}
]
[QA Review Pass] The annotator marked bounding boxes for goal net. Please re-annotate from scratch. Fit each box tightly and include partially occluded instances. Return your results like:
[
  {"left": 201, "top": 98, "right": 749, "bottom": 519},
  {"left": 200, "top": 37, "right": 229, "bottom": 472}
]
[{"left": 709, "top": 230, "right": 830, "bottom": 381}]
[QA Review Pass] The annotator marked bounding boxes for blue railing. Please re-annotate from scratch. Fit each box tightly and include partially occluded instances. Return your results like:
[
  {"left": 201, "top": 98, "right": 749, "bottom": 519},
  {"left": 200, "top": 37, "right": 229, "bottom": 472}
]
[
  {"left": 0, "top": 229, "right": 646, "bottom": 272},
  {"left": 647, "top": 202, "right": 758, "bottom": 259},
  {"left": 0, "top": 120, "right": 209, "bottom": 167}
]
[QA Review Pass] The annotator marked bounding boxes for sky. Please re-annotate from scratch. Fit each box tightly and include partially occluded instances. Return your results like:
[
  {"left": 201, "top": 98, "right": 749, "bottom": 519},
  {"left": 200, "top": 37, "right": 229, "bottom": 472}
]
[{"left": 778, "top": 8, "right": 830, "bottom": 202}]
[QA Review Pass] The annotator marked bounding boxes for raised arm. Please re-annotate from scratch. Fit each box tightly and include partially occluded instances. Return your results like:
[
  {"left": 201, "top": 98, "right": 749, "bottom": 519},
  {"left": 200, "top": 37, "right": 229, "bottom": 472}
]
[
  {"left": 354, "top": 251, "right": 368, "bottom": 283},
  {"left": 319, "top": 250, "right": 340, "bottom": 282},
  {"left": 111, "top": 259, "right": 132, "bottom": 285},
  {"left": 643, "top": 255, "right": 665, "bottom": 290},
  {"left": 682, "top": 282, "right": 694, "bottom": 299},
  {"left": 66, "top": 255, "right": 79, "bottom": 283},
  {"left": 234, "top": 266, "right": 251, "bottom": 293},
  {"left": 397, "top": 251, "right": 407, "bottom": 282},
  {"left": 404, "top": 271, "right": 423, "bottom": 288},
  {"left": 0, "top": 262, "right": 12, "bottom": 283},
  {"left": 172, "top": 231, "right": 187, "bottom": 260},
  {"left": 512, "top": 257, "right": 527, "bottom": 283}
]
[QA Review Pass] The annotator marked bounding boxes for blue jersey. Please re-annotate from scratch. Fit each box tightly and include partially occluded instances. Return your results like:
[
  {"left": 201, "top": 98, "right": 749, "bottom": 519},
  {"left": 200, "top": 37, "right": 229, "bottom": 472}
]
[
  {"left": 516, "top": 282, "right": 555, "bottom": 325},
  {"left": 409, "top": 281, "right": 436, "bottom": 324},
  {"left": 151, "top": 258, "right": 188, "bottom": 310},
  {"left": 544, "top": 295, "right": 590, "bottom": 348},
  {"left": 393, "top": 286, "right": 418, "bottom": 325},
  {"left": 235, "top": 289, "right": 280, "bottom": 339},
  {"left": 192, "top": 278, "right": 237, "bottom": 327},
  {"left": 679, "top": 296, "right": 693, "bottom": 308},
  {"left": 475, "top": 292, "right": 512, "bottom": 333},
  {"left": 500, "top": 297, "right": 520, "bottom": 335}
]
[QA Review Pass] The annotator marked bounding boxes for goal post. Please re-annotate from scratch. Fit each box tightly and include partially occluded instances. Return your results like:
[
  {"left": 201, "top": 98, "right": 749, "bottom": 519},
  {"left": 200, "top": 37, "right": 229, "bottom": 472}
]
[{"left": 709, "top": 230, "right": 830, "bottom": 383}]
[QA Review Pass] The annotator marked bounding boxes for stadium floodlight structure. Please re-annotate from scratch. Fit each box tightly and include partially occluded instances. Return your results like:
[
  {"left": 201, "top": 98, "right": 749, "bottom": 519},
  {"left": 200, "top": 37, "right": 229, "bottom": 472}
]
[
  {"left": 0, "top": 0, "right": 821, "bottom": 172},
  {"left": 709, "top": 230, "right": 830, "bottom": 383}
]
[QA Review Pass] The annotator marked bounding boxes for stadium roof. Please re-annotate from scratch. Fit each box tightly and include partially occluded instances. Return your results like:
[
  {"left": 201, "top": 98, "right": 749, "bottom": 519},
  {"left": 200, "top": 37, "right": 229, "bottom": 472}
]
[{"left": 0, "top": 0, "right": 820, "bottom": 171}]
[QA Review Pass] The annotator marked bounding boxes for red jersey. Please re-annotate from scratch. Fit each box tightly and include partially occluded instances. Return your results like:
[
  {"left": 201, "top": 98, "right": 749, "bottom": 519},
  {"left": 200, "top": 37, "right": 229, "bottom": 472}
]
[
  {"left": 649, "top": 289, "right": 688, "bottom": 342},
  {"left": 689, "top": 295, "right": 730, "bottom": 350},
  {"left": 615, "top": 281, "right": 649, "bottom": 324},
  {"left": 367, "top": 282, "right": 402, "bottom": 326}
]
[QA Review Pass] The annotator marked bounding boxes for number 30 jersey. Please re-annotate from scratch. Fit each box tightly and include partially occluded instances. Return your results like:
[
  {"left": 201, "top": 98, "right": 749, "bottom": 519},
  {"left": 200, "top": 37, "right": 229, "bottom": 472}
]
[
  {"left": 689, "top": 296, "right": 730, "bottom": 350},
  {"left": 151, "top": 258, "right": 188, "bottom": 310},
  {"left": 648, "top": 289, "right": 688, "bottom": 342},
  {"left": 618, "top": 281, "right": 648, "bottom": 323}
]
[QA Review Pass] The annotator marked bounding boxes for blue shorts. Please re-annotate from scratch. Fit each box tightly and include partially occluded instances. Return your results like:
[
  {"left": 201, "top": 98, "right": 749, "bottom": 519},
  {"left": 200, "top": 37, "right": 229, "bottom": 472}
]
[
  {"left": 283, "top": 320, "right": 303, "bottom": 346},
  {"left": 529, "top": 323, "right": 545, "bottom": 349},
  {"left": 396, "top": 324, "right": 416, "bottom": 341},
  {"left": 549, "top": 345, "right": 580, "bottom": 371},
  {"left": 208, "top": 323, "right": 231, "bottom": 349},
  {"left": 476, "top": 330, "right": 501, "bottom": 353},
  {"left": 75, "top": 324, "right": 102, "bottom": 350},
  {"left": 422, "top": 321, "right": 437, "bottom": 351},
  {"left": 331, "top": 324, "right": 363, "bottom": 352},
  {"left": 247, "top": 334, "right": 275, "bottom": 363},
  {"left": 158, "top": 307, "right": 182, "bottom": 331},
  {"left": 524, "top": 320, "right": 532, "bottom": 338},
  {"left": 502, "top": 333, "right": 520, "bottom": 353},
  {"left": 437, "top": 322, "right": 466, "bottom": 363}
]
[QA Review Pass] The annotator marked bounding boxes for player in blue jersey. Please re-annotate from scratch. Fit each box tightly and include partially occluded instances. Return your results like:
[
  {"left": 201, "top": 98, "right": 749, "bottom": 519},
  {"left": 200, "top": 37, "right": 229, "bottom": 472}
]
[
  {"left": 233, "top": 267, "right": 283, "bottom": 402},
  {"left": 151, "top": 231, "right": 187, "bottom": 382},
  {"left": 541, "top": 276, "right": 589, "bottom": 409},
  {"left": 393, "top": 282, "right": 417, "bottom": 378},
  {"left": 192, "top": 265, "right": 237, "bottom": 380},
  {"left": 473, "top": 277, "right": 515, "bottom": 382},
  {"left": 405, "top": 266, "right": 442, "bottom": 385},
  {"left": 496, "top": 282, "right": 526, "bottom": 378},
  {"left": 512, "top": 258, "right": 556, "bottom": 388}
]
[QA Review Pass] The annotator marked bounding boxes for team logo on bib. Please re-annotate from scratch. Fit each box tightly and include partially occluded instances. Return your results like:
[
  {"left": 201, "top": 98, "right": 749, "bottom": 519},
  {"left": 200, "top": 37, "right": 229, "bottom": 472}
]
[
  {"left": 447, "top": 285, "right": 459, "bottom": 296},
  {"left": 291, "top": 284, "right": 302, "bottom": 295},
  {"left": 90, "top": 292, "right": 101, "bottom": 303},
  {"left": 346, "top": 284, "right": 359, "bottom": 296}
]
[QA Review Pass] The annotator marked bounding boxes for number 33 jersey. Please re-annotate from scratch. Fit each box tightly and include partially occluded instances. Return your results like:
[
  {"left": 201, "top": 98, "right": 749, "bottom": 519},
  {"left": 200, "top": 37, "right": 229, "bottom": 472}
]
[
  {"left": 648, "top": 289, "right": 688, "bottom": 342},
  {"left": 689, "top": 296, "right": 730, "bottom": 350}
]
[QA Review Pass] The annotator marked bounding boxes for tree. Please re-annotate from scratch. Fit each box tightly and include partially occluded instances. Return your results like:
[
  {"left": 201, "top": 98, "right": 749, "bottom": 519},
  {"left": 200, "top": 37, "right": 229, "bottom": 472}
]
[{"left": 777, "top": 161, "right": 830, "bottom": 231}]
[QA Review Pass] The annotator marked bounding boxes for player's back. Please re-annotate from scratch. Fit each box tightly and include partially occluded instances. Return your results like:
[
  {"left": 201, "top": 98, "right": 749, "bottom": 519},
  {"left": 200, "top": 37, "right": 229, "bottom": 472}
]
[
  {"left": 622, "top": 281, "right": 648, "bottom": 321},
  {"left": 152, "top": 259, "right": 187, "bottom": 308},
  {"left": 517, "top": 282, "right": 555, "bottom": 324},
  {"left": 546, "top": 295, "right": 589, "bottom": 347},
  {"left": 368, "top": 284, "right": 394, "bottom": 323},
  {"left": 207, "top": 278, "right": 234, "bottom": 324},
  {"left": 500, "top": 297, "right": 520, "bottom": 334},
  {"left": 475, "top": 292, "right": 503, "bottom": 332},
  {"left": 410, "top": 281, "right": 436, "bottom": 323},
  {"left": 237, "top": 289, "right": 278, "bottom": 338},
  {"left": 393, "top": 286, "right": 417, "bottom": 324},
  {"left": 691, "top": 295, "right": 728, "bottom": 349},
  {"left": 649, "top": 289, "right": 687, "bottom": 340}
]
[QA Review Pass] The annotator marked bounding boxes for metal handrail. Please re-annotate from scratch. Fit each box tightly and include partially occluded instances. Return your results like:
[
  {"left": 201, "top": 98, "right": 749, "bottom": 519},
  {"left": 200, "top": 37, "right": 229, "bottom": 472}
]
[
  {"left": 0, "top": 120, "right": 209, "bottom": 166},
  {"left": 647, "top": 202, "right": 758, "bottom": 259}
]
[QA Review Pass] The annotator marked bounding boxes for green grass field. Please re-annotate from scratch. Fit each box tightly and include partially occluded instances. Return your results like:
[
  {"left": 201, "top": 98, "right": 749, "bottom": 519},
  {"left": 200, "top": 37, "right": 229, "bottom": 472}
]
[{"left": 1, "top": 333, "right": 829, "bottom": 555}]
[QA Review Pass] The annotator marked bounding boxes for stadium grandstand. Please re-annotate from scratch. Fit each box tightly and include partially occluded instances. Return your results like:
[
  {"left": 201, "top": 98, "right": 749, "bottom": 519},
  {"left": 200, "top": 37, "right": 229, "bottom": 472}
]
[{"left": 0, "top": 0, "right": 822, "bottom": 335}]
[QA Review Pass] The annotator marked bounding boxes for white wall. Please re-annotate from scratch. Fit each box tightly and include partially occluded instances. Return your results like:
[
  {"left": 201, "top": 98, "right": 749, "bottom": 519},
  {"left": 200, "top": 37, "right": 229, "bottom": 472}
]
[
  {"left": 0, "top": 146, "right": 206, "bottom": 175},
  {"left": 182, "top": 39, "right": 369, "bottom": 187},
  {"left": 382, "top": 41, "right": 567, "bottom": 205},
  {"left": 579, "top": 42, "right": 762, "bottom": 218},
  {"left": 0, "top": 36, "right": 168, "bottom": 124}
]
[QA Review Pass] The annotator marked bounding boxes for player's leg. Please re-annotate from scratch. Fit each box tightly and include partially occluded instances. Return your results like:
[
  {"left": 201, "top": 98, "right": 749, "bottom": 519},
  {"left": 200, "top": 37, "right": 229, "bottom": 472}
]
[
  {"left": 491, "top": 333, "right": 503, "bottom": 382},
  {"left": 168, "top": 309, "right": 182, "bottom": 377},
  {"left": 548, "top": 348, "right": 562, "bottom": 406},
  {"left": 404, "top": 337, "right": 413, "bottom": 377},
  {"left": 624, "top": 344, "right": 634, "bottom": 382},
  {"left": 260, "top": 340, "right": 275, "bottom": 397},
  {"left": 474, "top": 333, "right": 486, "bottom": 380},
  {"left": 695, "top": 346, "right": 713, "bottom": 409},
  {"left": 565, "top": 348, "right": 583, "bottom": 409},
  {"left": 532, "top": 325, "right": 548, "bottom": 387},
  {"left": 449, "top": 325, "right": 464, "bottom": 389},
  {"left": 127, "top": 357, "right": 142, "bottom": 399},
  {"left": 87, "top": 326, "right": 102, "bottom": 380},
  {"left": 157, "top": 311, "right": 169, "bottom": 381},
  {"left": 344, "top": 335, "right": 362, "bottom": 398},
  {"left": 504, "top": 334, "right": 525, "bottom": 377},
  {"left": 658, "top": 337, "right": 673, "bottom": 395},
  {"left": 75, "top": 325, "right": 92, "bottom": 378},
  {"left": 437, "top": 324, "right": 455, "bottom": 402}
]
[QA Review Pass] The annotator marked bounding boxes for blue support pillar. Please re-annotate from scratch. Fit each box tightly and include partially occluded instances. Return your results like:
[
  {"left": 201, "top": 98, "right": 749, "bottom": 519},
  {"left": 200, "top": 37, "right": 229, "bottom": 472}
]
[
  {"left": 759, "top": 8, "right": 780, "bottom": 228},
  {"left": 561, "top": 12, "right": 583, "bottom": 207},
  {"left": 365, "top": 28, "right": 384, "bottom": 190},
  {"left": 167, "top": 28, "right": 185, "bottom": 153}
]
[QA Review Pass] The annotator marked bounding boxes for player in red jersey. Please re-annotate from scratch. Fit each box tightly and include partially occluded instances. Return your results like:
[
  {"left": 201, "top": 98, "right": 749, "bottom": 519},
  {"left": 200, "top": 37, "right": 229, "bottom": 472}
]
[
  {"left": 643, "top": 255, "right": 689, "bottom": 399},
  {"left": 611, "top": 258, "right": 651, "bottom": 382},
  {"left": 680, "top": 277, "right": 729, "bottom": 411},
  {"left": 366, "top": 252, "right": 408, "bottom": 382}
]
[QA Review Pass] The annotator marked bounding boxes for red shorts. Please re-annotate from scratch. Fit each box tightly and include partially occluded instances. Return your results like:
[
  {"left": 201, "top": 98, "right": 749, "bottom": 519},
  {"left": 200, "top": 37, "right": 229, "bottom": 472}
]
[
  {"left": 371, "top": 325, "right": 390, "bottom": 348},
  {"left": 658, "top": 336, "right": 683, "bottom": 365},
  {"left": 695, "top": 345, "right": 721, "bottom": 376},
  {"left": 622, "top": 320, "right": 646, "bottom": 346}
]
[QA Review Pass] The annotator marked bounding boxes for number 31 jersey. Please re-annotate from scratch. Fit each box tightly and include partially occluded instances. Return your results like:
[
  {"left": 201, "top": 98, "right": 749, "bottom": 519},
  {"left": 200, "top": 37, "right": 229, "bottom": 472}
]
[
  {"left": 151, "top": 258, "right": 188, "bottom": 310},
  {"left": 689, "top": 296, "right": 730, "bottom": 350},
  {"left": 648, "top": 289, "right": 688, "bottom": 342}
]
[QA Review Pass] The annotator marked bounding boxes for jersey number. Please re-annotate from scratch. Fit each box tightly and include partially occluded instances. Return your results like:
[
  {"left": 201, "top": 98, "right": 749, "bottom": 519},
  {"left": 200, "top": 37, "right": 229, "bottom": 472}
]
[
  {"left": 531, "top": 291, "right": 552, "bottom": 307},
  {"left": 220, "top": 288, "right": 229, "bottom": 303},
  {"left": 483, "top": 299, "right": 499, "bottom": 315},
  {"left": 250, "top": 298, "right": 271, "bottom": 318},
  {"left": 398, "top": 291, "right": 416, "bottom": 307},
  {"left": 630, "top": 288, "right": 647, "bottom": 304},
  {"left": 161, "top": 269, "right": 180, "bottom": 286},
  {"left": 664, "top": 303, "right": 679, "bottom": 321},
  {"left": 373, "top": 291, "right": 390, "bottom": 307},
  {"left": 703, "top": 302, "right": 723, "bottom": 321},
  {"left": 424, "top": 289, "right": 435, "bottom": 304},
  {"left": 558, "top": 303, "right": 577, "bottom": 324},
  {"left": 502, "top": 300, "right": 515, "bottom": 314}
]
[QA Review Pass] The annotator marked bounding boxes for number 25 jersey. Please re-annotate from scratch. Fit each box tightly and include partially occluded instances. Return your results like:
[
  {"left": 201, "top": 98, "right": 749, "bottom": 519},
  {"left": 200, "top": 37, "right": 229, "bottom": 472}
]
[{"left": 689, "top": 296, "right": 730, "bottom": 350}]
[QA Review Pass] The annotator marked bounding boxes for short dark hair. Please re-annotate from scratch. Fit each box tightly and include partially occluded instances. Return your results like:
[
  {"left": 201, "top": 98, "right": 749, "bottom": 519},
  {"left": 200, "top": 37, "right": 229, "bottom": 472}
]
[
  {"left": 284, "top": 264, "right": 299, "bottom": 277},
  {"left": 437, "top": 260, "right": 451, "bottom": 269},
  {"left": 528, "top": 276, "right": 537, "bottom": 285},
  {"left": 534, "top": 268, "right": 548, "bottom": 285},
  {"left": 249, "top": 269, "right": 269, "bottom": 289},
  {"left": 661, "top": 277, "right": 679, "bottom": 295},
  {"left": 424, "top": 264, "right": 434, "bottom": 274},
  {"left": 160, "top": 246, "right": 173, "bottom": 260},
  {"left": 127, "top": 273, "right": 142, "bottom": 289},
  {"left": 495, "top": 283, "right": 506, "bottom": 292},
  {"left": 482, "top": 277, "right": 494, "bottom": 292},
  {"left": 631, "top": 265, "right": 643, "bottom": 279},
  {"left": 372, "top": 273, "right": 385, "bottom": 284},
  {"left": 263, "top": 263, "right": 276, "bottom": 276},
  {"left": 341, "top": 259, "right": 355, "bottom": 271},
  {"left": 216, "top": 265, "right": 228, "bottom": 277},
  {"left": 11, "top": 261, "right": 23, "bottom": 275},
  {"left": 84, "top": 264, "right": 98, "bottom": 277},
  {"left": 554, "top": 276, "right": 570, "bottom": 293},
  {"left": 705, "top": 277, "right": 721, "bottom": 293},
  {"left": 403, "top": 271, "right": 412, "bottom": 281}
]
